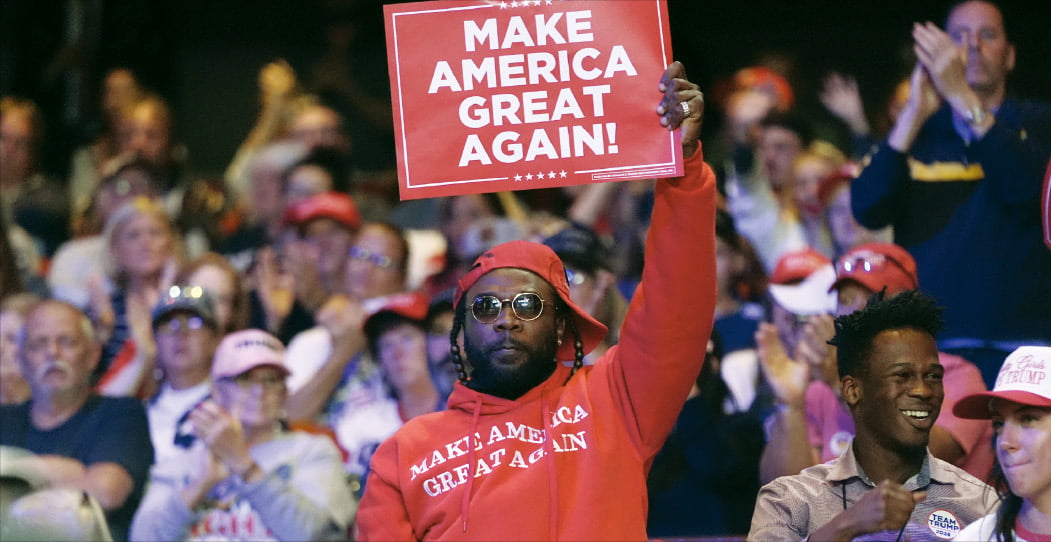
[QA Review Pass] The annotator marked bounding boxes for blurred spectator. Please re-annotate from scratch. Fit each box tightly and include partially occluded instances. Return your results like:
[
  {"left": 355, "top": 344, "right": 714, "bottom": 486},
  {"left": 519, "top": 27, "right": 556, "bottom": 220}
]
[
  {"left": 712, "top": 209, "right": 769, "bottom": 412},
  {"left": 817, "top": 162, "right": 892, "bottom": 257},
  {"left": 92, "top": 197, "right": 181, "bottom": 397},
  {"left": 759, "top": 242, "right": 994, "bottom": 484},
  {"left": 48, "top": 157, "right": 160, "bottom": 309},
  {"left": 791, "top": 141, "right": 848, "bottom": 258},
  {"left": 218, "top": 139, "right": 309, "bottom": 274},
  {"left": 542, "top": 222, "right": 627, "bottom": 363},
  {"left": 818, "top": 72, "right": 875, "bottom": 160},
  {"left": 725, "top": 111, "right": 813, "bottom": 272},
  {"left": 130, "top": 329, "right": 355, "bottom": 541},
  {"left": 224, "top": 59, "right": 303, "bottom": 200},
  {"left": 423, "top": 193, "right": 503, "bottom": 297},
  {"left": 283, "top": 191, "right": 361, "bottom": 307},
  {"left": 146, "top": 286, "right": 220, "bottom": 464},
  {"left": 282, "top": 146, "right": 348, "bottom": 205},
  {"left": 0, "top": 292, "right": 38, "bottom": 405},
  {"left": 851, "top": 0, "right": 1051, "bottom": 385},
  {"left": 0, "top": 300, "right": 153, "bottom": 541},
  {"left": 284, "top": 222, "right": 412, "bottom": 475},
  {"left": 647, "top": 331, "right": 766, "bottom": 537},
  {"left": 176, "top": 252, "right": 249, "bottom": 335},
  {"left": 1, "top": 96, "right": 70, "bottom": 258},
  {"left": 341, "top": 292, "right": 444, "bottom": 494},
  {"left": 68, "top": 68, "right": 145, "bottom": 212}
]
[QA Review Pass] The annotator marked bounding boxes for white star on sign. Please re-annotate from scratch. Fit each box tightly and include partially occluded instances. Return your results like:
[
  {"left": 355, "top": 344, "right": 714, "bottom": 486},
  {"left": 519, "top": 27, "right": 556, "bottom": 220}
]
[
  {"left": 559, "top": 170, "right": 567, "bottom": 178},
  {"left": 514, "top": 174, "right": 522, "bottom": 181},
  {"left": 525, "top": 173, "right": 533, "bottom": 180}
]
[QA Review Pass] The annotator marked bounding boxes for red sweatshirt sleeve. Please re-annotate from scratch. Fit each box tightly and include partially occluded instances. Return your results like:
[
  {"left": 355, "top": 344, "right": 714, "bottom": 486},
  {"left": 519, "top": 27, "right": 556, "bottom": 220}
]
[
  {"left": 356, "top": 438, "right": 416, "bottom": 541},
  {"left": 599, "top": 146, "right": 717, "bottom": 458}
]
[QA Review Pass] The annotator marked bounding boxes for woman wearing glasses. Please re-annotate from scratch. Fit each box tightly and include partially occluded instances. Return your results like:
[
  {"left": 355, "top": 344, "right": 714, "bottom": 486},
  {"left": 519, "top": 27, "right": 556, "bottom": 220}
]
[{"left": 130, "top": 329, "right": 355, "bottom": 542}]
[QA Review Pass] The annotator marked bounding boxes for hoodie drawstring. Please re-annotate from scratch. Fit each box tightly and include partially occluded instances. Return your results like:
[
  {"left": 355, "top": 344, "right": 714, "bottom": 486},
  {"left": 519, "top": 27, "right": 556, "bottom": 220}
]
[
  {"left": 541, "top": 395, "right": 559, "bottom": 542},
  {"left": 461, "top": 397, "right": 483, "bottom": 533}
]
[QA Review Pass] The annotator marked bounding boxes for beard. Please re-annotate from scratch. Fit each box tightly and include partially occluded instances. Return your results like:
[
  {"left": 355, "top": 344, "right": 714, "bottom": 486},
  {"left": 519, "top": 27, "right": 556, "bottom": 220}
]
[{"left": 463, "top": 333, "right": 559, "bottom": 401}]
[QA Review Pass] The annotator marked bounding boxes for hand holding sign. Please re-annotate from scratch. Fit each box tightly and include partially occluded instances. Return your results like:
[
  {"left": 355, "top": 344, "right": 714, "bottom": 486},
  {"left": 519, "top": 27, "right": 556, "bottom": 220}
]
[
  {"left": 656, "top": 61, "right": 703, "bottom": 159},
  {"left": 386, "top": 0, "right": 681, "bottom": 199}
]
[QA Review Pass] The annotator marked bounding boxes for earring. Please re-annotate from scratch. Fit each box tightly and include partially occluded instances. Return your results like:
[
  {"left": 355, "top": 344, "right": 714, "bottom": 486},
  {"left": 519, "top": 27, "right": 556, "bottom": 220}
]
[{"left": 557, "top": 338, "right": 563, "bottom": 347}]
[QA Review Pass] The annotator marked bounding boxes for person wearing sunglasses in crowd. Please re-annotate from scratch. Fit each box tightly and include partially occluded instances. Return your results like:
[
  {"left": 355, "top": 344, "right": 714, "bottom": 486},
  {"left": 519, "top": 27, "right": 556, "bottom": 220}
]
[
  {"left": 750, "top": 290, "right": 997, "bottom": 541},
  {"left": 759, "top": 242, "right": 994, "bottom": 485},
  {"left": 952, "top": 346, "right": 1051, "bottom": 541},
  {"left": 354, "top": 61, "right": 714, "bottom": 541},
  {"left": 130, "top": 329, "right": 355, "bottom": 542}
]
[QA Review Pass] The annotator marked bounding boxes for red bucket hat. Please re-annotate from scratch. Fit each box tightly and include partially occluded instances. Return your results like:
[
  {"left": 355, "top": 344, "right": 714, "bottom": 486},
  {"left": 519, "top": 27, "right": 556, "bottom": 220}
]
[{"left": 454, "top": 240, "right": 608, "bottom": 360}]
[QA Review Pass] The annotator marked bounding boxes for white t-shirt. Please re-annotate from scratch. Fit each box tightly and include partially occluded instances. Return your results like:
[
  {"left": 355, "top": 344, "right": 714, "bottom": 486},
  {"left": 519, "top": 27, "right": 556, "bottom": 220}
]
[
  {"left": 954, "top": 511, "right": 1042, "bottom": 542},
  {"left": 146, "top": 380, "right": 212, "bottom": 465}
]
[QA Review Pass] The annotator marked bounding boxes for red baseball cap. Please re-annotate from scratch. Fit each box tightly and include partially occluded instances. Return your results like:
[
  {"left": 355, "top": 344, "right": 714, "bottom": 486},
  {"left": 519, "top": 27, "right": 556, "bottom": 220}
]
[
  {"left": 454, "top": 240, "right": 607, "bottom": 360},
  {"left": 284, "top": 192, "right": 361, "bottom": 232},
  {"left": 770, "top": 248, "right": 830, "bottom": 285},
  {"left": 830, "top": 242, "right": 918, "bottom": 295},
  {"left": 953, "top": 346, "right": 1051, "bottom": 419},
  {"left": 364, "top": 291, "right": 431, "bottom": 329}
]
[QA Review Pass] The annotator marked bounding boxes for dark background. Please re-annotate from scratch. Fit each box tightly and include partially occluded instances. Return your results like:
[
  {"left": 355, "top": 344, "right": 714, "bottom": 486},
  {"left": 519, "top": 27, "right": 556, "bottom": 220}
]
[{"left": 3, "top": 0, "right": 1048, "bottom": 179}]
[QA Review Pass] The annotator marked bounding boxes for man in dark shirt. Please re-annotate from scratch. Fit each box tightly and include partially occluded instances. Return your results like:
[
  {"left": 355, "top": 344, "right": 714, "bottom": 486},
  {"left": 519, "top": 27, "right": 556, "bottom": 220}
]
[{"left": 0, "top": 300, "right": 154, "bottom": 541}]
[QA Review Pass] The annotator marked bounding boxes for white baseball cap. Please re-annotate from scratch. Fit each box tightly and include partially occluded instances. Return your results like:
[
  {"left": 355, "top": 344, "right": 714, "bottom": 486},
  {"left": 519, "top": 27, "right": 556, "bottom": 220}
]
[{"left": 953, "top": 346, "right": 1051, "bottom": 419}]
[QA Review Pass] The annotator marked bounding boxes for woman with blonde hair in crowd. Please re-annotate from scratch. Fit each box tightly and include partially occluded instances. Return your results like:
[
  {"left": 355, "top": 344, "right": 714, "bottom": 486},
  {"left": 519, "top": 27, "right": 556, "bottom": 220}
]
[{"left": 91, "top": 196, "right": 183, "bottom": 397}]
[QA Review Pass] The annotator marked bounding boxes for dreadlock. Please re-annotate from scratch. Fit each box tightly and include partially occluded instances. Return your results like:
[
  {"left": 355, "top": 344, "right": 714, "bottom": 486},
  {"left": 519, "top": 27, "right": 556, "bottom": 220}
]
[
  {"left": 830, "top": 289, "right": 944, "bottom": 380},
  {"left": 561, "top": 304, "right": 585, "bottom": 378},
  {"left": 450, "top": 299, "right": 468, "bottom": 384}
]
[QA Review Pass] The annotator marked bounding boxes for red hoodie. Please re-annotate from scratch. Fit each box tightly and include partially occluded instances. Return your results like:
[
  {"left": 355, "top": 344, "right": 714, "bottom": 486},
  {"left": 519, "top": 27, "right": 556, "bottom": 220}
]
[{"left": 356, "top": 150, "right": 717, "bottom": 541}]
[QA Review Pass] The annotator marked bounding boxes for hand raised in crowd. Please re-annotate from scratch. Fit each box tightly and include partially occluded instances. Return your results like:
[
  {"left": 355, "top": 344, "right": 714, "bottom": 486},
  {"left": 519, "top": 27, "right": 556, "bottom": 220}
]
[
  {"left": 188, "top": 400, "right": 257, "bottom": 480},
  {"left": 796, "top": 314, "right": 836, "bottom": 384},
  {"left": 315, "top": 293, "right": 368, "bottom": 348},
  {"left": 912, "top": 22, "right": 971, "bottom": 103},
  {"left": 259, "top": 59, "right": 298, "bottom": 105},
  {"left": 820, "top": 72, "right": 871, "bottom": 137},
  {"left": 656, "top": 60, "right": 704, "bottom": 158},
  {"left": 252, "top": 246, "right": 296, "bottom": 333},
  {"left": 889, "top": 63, "right": 943, "bottom": 151},
  {"left": 755, "top": 322, "right": 809, "bottom": 408}
]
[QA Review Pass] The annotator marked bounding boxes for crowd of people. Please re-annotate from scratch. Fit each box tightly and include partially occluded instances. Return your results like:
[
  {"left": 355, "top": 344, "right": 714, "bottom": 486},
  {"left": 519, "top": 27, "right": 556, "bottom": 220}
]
[{"left": 1, "top": 1, "right": 1049, "bottom": 541}]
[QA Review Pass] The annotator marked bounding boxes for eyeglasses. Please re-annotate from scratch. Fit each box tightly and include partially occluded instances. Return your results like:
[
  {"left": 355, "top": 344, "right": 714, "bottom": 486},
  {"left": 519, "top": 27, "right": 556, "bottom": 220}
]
[
  {"left": 564, "top": 267, "right": 589, "bottom": 287},
  {"left": 836, "top": 252, "right": 915, "bottom": 286},
  {"left": 225, "top": 373, "right": 285, "bottom": 391},
  {"left": 349, "top": 246, "right": 394, "bottom": 269},
  {"left": 471, "top": 293, "right": 545, "bottom": 324},
  {"left": 156, "top": 314, "right": 206, "bottom": 334}
]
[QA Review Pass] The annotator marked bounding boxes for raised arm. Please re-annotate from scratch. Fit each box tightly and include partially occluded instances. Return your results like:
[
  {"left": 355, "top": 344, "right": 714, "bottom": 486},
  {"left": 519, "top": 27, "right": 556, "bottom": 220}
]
[{"left": 604, "top": 61, "right": 717, "bottom": 455}]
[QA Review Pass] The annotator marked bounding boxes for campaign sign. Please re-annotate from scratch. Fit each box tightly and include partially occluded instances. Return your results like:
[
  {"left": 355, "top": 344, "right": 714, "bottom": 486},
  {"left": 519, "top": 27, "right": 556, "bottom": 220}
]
[{"left": 384, "top": 0, "right": 680, "bottom": 200}]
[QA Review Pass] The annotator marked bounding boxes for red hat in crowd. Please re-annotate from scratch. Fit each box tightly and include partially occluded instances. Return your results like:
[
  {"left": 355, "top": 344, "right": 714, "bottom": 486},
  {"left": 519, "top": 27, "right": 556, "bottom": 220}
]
[
  {"left": 769, "top": 248, "right": 830, "bottom": 285},
  {"left": 364, "top": 291, "right": 431, "bottom": 330},
  {"left": 733, "top": 66, "right": 794, "bottom": 111},
  {"left": 284, "top": 192, "right": 361, "bottom": 232},
  {"left": 830, "top": 242, "right": 918, "bottom": 295},
  {"left": 768, "top": 249, "right": 836, "bottom": 315},
  {"left": 454, "top": 240, "right": 607, "bottom": 360},
  {"left": 953, "top": 346, "right": 1051, "bottom": 419}
]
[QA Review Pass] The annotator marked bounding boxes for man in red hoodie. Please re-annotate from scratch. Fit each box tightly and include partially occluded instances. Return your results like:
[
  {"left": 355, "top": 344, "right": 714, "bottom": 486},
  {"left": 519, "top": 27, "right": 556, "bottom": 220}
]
[{"left": 356, "top": 61, "right": 716, "bottom": 541}]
